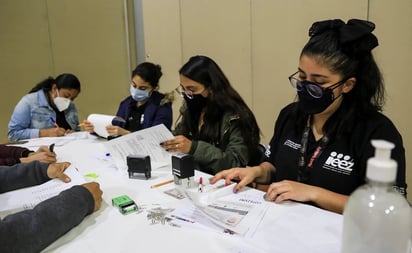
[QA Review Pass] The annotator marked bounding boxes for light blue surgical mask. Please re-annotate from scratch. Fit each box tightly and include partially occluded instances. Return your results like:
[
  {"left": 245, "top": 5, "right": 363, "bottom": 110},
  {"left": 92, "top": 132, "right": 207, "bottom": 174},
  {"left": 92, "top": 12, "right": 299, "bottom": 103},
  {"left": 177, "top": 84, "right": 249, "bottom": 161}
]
[{"left": 130, "top": 85, "right": 150, "bottom": 102}]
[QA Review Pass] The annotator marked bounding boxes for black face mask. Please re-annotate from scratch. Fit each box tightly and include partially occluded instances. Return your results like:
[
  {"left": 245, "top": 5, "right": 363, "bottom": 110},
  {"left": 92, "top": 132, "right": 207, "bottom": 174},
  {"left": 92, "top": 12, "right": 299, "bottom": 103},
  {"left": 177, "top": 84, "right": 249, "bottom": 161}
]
[
  {"left": 184, "top": 94, "right": 207, "bottom": 113},
  {"left": 298, "top": 87, "right": 338, "bottom": 114}
]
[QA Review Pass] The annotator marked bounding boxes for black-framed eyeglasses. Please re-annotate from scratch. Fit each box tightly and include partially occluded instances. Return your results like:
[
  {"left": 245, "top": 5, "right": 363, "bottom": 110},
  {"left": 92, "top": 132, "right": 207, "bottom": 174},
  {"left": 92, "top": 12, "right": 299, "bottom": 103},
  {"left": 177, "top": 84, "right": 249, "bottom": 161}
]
[
  {"left": 175, "top": 85, "right": 206, "bottom": 100},
  {"left": 288, "top": 71, "right": 347, "bottom": 98},
  {"left": 174, "top": 86, "right": 194, "bottom": 99}
]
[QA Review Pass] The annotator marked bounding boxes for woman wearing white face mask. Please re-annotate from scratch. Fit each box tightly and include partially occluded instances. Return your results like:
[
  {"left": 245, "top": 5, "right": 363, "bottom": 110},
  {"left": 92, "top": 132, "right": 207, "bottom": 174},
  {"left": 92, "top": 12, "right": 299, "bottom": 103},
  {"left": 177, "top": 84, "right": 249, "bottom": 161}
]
[
  {"left": 82, "top": 62, "right": 173, "bottom": 137},
  {"left": 8, "top": 73, "right": 81, "bottom": 141}
]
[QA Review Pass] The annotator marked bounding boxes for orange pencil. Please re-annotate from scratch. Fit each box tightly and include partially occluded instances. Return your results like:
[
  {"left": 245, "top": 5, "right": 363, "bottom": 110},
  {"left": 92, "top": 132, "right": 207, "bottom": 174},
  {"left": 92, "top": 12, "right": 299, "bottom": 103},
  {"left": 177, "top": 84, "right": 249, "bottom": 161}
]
[{"left": 150, "top": 179, "right": 174, "bottom": 188}]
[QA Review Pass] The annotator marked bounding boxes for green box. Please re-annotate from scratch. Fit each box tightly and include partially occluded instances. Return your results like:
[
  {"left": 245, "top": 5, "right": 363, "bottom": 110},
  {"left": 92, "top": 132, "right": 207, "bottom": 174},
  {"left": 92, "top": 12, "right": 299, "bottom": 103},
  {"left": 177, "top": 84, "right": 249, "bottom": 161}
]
[{"left": 112, "top": 195, "right": 138, "bottom": 215}]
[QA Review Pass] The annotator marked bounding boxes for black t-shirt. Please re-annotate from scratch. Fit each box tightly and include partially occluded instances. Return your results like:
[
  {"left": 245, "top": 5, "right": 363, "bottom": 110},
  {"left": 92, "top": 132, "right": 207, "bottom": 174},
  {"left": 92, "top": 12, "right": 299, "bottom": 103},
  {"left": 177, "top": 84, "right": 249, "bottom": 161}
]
[
  {"left": 125, "top": 103, "right": 147, "bottom": 132},
  {"left": 53, "top": 108, "right": 72, "bottom": 130},
  {"left": 266, "top": 103, "right": 407, "bottom": 196}
]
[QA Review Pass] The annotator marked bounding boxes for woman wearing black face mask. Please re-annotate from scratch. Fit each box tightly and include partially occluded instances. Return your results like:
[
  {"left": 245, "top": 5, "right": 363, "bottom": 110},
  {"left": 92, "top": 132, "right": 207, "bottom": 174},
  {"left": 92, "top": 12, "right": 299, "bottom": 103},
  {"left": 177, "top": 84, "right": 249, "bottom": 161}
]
[
  {"left": 211, "top": 19, "right": 407, "bottom": 214},
  {"left": 161, "top": 55, "right": 261, "bottom": 175}
]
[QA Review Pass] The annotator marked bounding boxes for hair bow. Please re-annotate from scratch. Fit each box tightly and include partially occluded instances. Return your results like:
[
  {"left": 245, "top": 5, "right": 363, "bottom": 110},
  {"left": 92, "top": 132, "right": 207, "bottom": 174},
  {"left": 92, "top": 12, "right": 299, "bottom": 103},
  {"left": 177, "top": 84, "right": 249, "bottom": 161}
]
[
  {"left": 308, "top": 19, "right": 378, "bottom": 54},
  {"left": 309, "top": 19, "right": 344, "bottom": 37},
  {"left": 339, "top": 19, "right": 378, "bottom": 53}
]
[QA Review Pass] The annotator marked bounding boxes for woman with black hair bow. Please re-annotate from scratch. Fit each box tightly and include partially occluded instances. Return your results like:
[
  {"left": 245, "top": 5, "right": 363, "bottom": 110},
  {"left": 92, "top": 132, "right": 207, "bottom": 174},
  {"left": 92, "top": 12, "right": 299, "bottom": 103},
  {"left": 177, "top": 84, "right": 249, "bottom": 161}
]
[{"left": 211, "top": 19, "right": 407, "bottom": 214}]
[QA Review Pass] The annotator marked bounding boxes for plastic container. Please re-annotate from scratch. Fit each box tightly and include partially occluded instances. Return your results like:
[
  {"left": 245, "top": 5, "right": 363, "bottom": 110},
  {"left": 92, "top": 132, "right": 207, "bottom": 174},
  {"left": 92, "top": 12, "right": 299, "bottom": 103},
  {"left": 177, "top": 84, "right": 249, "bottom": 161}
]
[{"left": 341, "top": 140, "right": 412, "bottom": 253}]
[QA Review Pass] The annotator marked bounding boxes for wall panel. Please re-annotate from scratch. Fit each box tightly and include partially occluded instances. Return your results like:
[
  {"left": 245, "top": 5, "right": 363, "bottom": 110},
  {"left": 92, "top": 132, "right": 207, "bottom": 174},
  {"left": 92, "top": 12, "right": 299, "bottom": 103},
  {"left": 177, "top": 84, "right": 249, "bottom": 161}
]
[
  {"left": 140, "top": 0, "right": 182, "bottom": 125},
  {"left": 180, "top": 0, "right": 253, "bottom": 106},
  {"left": 46, "top": 0, "right": 133, "bottom": 122},
  {"left": 0, "top": 0, "right": 53, "bottom": 141},
  {"left": 369, "top": 0, "right": 412, "bottom": 202}
]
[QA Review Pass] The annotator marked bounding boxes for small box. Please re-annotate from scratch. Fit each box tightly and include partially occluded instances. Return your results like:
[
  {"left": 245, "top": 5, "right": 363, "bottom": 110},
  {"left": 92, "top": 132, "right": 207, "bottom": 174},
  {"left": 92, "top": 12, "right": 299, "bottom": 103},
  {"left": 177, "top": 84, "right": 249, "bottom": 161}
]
[
  {"left": 127, "top": 155, "right": 151, "bottom": 179},
  {"left": 112, "top": 195, "right": 138, "bottom": 215}
]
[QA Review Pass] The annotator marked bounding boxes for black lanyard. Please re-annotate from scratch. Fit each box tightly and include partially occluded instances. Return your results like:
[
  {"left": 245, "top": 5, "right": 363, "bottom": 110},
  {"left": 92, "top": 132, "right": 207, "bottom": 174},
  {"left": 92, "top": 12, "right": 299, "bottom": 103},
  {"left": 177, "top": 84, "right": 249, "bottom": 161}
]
[{"left": 298, "top": 115, "right": 329, "bottom": 182}]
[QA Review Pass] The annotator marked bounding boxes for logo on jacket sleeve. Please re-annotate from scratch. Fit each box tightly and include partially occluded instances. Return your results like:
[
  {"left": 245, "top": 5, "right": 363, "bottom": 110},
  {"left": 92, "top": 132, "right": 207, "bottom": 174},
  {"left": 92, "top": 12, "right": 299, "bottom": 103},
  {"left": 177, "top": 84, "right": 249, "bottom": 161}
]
[{"left": 323, "top": 151, "right": 354, "bottom": 175}]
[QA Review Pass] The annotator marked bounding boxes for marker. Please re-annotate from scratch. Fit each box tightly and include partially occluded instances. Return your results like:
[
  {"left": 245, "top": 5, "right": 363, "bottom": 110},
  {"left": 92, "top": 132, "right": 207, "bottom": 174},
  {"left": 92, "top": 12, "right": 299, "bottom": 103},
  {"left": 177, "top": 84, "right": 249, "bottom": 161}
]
[
  {"left": 198, "top": 177, "right": 203, "bottom": 192},
  {"left": 49, "top": 143, "right": 55, "bottom": 152},
  {"left": 50, "top": 117, "right": 59, "bottom": 128},
  {"left": 150, "top": 179, "right": 174, "bottom": 188}
]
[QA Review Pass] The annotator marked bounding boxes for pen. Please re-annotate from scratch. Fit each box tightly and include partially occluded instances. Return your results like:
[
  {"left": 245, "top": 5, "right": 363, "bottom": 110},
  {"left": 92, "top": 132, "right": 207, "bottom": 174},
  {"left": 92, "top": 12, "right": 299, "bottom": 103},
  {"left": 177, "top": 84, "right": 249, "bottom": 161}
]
[
  {"left": 150, "top": 179, "right": 174, "bottom": 188},
  {"left": 49, "top": 143, "right": 55, "bottom": 152},
  {"left": 170, "top": 215, "right": 195, "bottom": 223},
  {"left": 50, "top": 117, "right": 59, "bottom": 128},
  {"left": 198, "top": 177, "right": 203, "bottom": 192}
]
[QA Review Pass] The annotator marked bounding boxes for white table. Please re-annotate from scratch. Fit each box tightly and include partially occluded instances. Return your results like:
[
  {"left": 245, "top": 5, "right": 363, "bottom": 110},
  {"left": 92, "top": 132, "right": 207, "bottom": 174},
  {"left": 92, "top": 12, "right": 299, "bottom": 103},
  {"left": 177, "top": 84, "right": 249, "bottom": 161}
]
[{"left": 41, "top": 137, "right": 343, "bottom": 253}]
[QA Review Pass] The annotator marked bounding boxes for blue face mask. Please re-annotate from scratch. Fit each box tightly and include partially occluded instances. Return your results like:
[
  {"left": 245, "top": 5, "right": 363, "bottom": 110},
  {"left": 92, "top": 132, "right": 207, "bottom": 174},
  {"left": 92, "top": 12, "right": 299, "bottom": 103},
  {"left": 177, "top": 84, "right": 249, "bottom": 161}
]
[{"left": 130, "top": 85, "right": 150, "bottom": 102}]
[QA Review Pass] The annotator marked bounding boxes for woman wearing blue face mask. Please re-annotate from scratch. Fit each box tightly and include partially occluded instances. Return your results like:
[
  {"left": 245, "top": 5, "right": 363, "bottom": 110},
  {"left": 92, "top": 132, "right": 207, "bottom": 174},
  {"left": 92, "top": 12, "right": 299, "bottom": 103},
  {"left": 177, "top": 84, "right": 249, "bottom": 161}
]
[
  {"left": 82, "top": 62, "right": 173, "bottom": 137},
  {"left": 8, "top": 73, "right": 81, "bottom": 141},
  {"left": 211, "top": 19, "right": 407, "bottom": 214}
]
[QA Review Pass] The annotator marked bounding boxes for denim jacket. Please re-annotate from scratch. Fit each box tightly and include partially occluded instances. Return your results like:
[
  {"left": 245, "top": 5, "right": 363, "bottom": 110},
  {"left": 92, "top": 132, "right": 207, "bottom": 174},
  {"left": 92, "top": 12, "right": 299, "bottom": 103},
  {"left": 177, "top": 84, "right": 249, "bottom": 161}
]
[{"left": 8, "top": 90, "right": 79, "bottom": 141}]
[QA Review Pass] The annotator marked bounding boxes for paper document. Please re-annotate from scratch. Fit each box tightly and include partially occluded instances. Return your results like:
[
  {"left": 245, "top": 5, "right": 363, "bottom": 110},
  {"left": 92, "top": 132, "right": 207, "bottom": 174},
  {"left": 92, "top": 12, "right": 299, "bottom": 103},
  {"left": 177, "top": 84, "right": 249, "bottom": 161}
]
[
  {"left": 173, "top": 183, "right": 270, "bottom": 237},
  {"left": 10, "top": 132, "right": 90, "bottom": 149},
  {"left": 87, "top": 113, "right": 125, "bottom": 138},
  {"left": 103, "top": 124, "right": 174, "bottom": 171},
  {"left": 0, "top": 165, "right": 86, "bottom": 218}
]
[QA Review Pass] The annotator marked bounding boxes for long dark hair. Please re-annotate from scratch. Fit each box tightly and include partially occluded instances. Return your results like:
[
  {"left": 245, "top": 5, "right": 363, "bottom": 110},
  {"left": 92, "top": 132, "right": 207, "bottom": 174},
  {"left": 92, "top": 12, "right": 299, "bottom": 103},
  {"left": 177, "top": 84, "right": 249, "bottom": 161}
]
[
  {"left": 178, "top": 55, "right": 260, "bottom": 151},
  {"left": 294, "top": 19, "right": 384, "bottom": 137},
  {"left": 29, "top": 73, "right": 81, "bottom": 93}
]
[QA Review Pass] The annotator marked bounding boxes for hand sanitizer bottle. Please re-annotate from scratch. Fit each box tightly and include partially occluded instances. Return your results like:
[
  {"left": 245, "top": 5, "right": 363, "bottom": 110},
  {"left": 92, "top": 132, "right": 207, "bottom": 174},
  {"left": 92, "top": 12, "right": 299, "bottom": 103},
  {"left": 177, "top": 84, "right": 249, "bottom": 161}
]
[{"left": 341, "top": 140, "right": 411, "bottom": 253}]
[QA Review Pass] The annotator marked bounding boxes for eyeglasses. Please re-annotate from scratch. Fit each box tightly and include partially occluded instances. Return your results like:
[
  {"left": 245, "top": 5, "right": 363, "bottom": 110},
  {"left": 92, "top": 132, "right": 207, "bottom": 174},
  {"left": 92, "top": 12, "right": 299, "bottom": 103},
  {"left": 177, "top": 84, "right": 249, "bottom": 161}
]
[
  {"left": 175, "top": 86, "right": 205, "bottom": 100},
  {"left": 288, "top": 71, "right": 347, "bottom": 98},
  {"left": 175, "top": 86, "right": 194, "bottom": 99}
]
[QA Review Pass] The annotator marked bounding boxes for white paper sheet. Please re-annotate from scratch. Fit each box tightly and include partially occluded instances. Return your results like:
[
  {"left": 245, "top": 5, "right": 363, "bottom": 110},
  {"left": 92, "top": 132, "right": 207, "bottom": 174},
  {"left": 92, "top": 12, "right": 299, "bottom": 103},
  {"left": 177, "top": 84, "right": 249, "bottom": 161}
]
[
  {"left": 103, "top": 124, "right": 174, "bottom": 171},
  {"left": 176, "top": 183, "right": 270, "bottom": 237},
  {"left": 87, "top": 113, "right": 125, "bottom": 138},
  {"left": 0, "top": 165, "right": 86, "bottom": 218}
]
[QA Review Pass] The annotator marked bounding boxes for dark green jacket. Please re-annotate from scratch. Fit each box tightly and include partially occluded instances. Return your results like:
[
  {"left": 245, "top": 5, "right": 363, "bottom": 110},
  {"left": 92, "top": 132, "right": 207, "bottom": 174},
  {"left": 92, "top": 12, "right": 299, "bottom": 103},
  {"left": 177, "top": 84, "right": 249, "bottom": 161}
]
[{"left": 174, "top": 106, "right": 250, "bottom": 175}]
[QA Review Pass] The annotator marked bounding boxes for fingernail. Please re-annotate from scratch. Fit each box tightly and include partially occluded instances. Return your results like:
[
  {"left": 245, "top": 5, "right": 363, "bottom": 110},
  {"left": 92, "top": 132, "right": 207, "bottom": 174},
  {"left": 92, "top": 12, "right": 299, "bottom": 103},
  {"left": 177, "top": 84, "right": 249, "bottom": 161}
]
[{"left": 234, "top": 188, "right": 238, "bottom": 193}]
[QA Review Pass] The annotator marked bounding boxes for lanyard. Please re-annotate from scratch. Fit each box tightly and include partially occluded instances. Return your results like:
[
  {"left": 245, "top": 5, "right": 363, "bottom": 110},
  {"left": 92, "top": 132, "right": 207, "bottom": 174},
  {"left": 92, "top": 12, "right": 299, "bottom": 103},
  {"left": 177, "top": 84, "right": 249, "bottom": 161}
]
[{"left": 298, "top": 115, "right": 329, "bottom": 182}]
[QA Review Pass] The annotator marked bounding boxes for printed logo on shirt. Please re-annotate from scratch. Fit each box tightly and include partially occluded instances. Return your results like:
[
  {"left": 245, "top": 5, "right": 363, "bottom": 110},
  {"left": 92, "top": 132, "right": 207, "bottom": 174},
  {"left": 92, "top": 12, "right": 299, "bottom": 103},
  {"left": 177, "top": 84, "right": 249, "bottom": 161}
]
[
  {"left": 283, "top": 139, "right": 301, "bottom": 150},
  {"left": 265, "top": 144, "right": 271, "bottom": 157},
  {"left": 322, "top": 151, "right": 354, "bottom": 175}
]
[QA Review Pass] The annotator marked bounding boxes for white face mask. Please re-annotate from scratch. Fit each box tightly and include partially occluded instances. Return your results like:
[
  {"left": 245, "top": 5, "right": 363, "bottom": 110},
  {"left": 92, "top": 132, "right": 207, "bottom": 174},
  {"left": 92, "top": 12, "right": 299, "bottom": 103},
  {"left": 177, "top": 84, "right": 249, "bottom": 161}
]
[{"left": 53, "top": 89, "right": 71, "bottom": 112}]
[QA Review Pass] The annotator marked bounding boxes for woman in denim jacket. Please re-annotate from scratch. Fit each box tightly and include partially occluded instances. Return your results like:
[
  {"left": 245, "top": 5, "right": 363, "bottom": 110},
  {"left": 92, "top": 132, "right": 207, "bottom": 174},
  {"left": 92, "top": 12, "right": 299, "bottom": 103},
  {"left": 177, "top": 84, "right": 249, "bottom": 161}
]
[{"left": 8, "top": 73, "right": 81, "bottom": 141}]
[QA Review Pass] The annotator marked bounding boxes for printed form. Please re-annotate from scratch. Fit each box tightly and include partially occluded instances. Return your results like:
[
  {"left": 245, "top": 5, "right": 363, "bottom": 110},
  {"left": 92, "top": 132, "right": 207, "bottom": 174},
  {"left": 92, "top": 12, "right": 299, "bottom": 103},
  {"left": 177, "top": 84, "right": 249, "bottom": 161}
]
[
  {"left": 103, "top": 124, "right": 174, "bottom": 171},
  {"left": 0, "top": 165, "right": 86, "bottom": 218}
]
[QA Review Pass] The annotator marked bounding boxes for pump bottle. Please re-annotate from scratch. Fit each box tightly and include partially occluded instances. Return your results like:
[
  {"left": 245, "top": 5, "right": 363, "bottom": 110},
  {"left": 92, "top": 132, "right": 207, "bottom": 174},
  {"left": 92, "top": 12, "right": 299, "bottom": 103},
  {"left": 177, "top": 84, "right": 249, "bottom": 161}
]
[{"left": 341, "top": 140, "right": 411, "bottom": 253}]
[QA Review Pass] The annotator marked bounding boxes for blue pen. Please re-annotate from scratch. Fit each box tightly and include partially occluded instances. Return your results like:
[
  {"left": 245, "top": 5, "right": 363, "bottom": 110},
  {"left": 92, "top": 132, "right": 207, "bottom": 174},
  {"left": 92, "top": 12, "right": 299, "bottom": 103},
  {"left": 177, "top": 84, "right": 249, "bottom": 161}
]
[{"left": 50, "top": 117, "right": 59, "bottom": 128}]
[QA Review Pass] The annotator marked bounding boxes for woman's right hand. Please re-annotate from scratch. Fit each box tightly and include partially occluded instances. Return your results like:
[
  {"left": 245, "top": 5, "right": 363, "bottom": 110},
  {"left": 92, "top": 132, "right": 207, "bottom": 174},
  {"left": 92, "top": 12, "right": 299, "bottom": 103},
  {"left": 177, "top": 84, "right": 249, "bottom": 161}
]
[
  {"left": 80, "top": 120, "right": 95, "bottom": 133},
  {"left": 40, "top": 127, "right": 66, "bottom": 137},
  {"left": 210, "top": 166, "right": 263, "bottom": 192}
]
